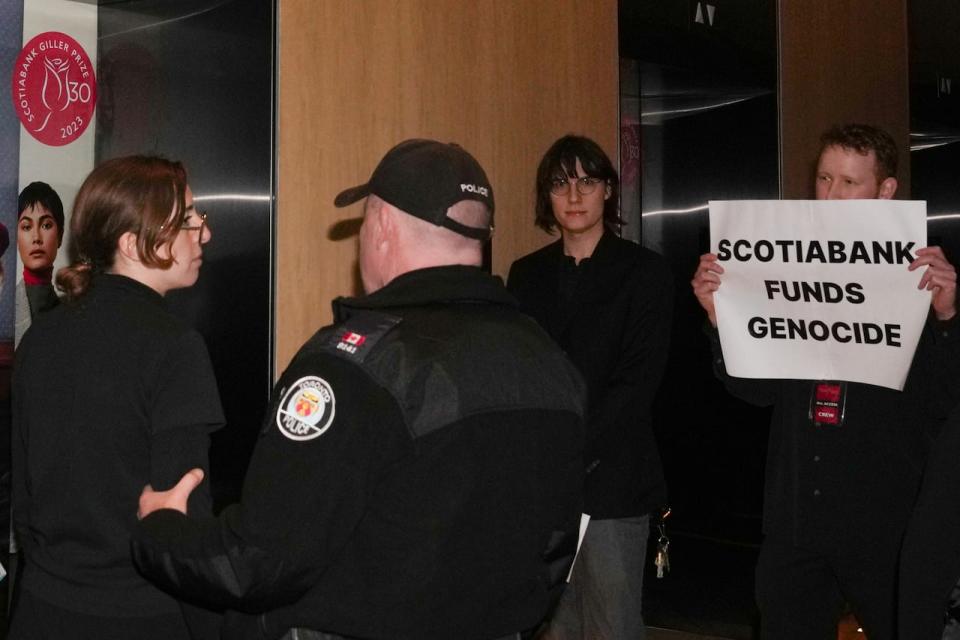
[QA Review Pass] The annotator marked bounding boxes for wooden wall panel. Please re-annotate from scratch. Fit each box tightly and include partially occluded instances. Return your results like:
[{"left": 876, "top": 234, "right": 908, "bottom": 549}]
[
  {"left": 276, "top": 0, "right": 618, "bottom": 371},
  {"left": 779, "top": 0, "right": 910, "bottom": 198}
]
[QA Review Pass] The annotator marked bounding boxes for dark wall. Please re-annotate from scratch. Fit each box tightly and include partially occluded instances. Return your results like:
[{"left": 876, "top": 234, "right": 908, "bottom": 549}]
[{"left": 96, "top": 0, "right": 274, "bottom": 507}]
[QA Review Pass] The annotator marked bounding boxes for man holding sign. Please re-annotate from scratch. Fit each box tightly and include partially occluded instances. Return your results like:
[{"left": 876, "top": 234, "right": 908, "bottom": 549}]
[{"left": 691, "top": 124, "right": 960, "bottom": 640}]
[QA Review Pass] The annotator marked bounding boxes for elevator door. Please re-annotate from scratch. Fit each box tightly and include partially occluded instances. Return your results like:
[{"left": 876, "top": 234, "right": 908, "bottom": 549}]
[
  {"left": 620, "top": 0, "right": 778, "bottom": 635},
  {"left": 97, "top": 0, "right": 274, "bottom": 506}
]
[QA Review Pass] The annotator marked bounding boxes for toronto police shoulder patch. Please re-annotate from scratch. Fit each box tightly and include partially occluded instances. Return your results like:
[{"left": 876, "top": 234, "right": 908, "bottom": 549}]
[{"left": 275, "top": 375, "right": 336, "bottom": 441}]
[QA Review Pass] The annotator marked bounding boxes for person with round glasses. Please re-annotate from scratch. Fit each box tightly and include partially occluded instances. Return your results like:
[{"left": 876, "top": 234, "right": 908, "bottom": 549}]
[
  {"left": 10, "top": 156, "right": 223, "bottom": 639},
  {"left": 508, "top": 135, "right": 673, "bottom": 639}
]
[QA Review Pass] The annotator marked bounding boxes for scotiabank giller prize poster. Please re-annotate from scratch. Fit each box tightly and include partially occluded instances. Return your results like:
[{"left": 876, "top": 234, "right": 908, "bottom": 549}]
[{"left": 11, "top": 30, "right": 97, "bottom": 147}]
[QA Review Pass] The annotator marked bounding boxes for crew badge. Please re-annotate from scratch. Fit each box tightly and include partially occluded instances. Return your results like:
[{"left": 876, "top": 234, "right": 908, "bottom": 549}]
[{"left": 276, "top": 376, "right": 336, "bottom": 441}]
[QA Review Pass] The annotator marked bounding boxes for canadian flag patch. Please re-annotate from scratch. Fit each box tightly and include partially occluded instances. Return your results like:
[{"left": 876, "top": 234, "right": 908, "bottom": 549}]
[{"left": 342, "top": 332, "right": 366, "bottom": 346}]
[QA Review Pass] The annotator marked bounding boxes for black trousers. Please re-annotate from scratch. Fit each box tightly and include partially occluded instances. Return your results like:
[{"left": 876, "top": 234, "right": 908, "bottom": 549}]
[
  {"left": 7, "top": 589, "right": 192, "bottom": 640},
  {"left": 756, "top": 536, "right": 898, "bottom": 640}
]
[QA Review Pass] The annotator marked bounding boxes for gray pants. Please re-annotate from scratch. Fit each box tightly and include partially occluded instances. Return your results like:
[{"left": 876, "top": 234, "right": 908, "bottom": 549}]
[{"left": 539, "top": 515, "right": 650, "bottom": 640}]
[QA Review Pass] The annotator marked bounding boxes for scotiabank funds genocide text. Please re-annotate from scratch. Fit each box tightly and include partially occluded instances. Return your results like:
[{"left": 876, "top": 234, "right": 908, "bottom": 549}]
[{"left": 717, "top": 238, "right": 916, "bottom": 347}]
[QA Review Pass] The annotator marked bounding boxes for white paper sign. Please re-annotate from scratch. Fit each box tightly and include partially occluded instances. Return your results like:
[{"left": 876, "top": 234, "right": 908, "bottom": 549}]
[{"left": 710, "top": 200, "right": 930, "bottom": 390}]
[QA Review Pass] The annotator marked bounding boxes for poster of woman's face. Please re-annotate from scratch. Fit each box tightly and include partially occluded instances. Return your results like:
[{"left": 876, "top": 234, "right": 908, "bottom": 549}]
[
  {"left": 16, "top": 181, "right": 65, "bottom": 281},
  {"left": 14, "top": 183, "right": 66, "bottom": 352},
  {"left": 17, "top": 204, "right": 60, "bottom": 272}
]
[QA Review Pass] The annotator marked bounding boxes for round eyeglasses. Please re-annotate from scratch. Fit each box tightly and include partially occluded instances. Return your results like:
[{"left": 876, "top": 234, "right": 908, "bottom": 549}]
[{"left": 549, "top": 176, "right": 605, "bottom": 197}]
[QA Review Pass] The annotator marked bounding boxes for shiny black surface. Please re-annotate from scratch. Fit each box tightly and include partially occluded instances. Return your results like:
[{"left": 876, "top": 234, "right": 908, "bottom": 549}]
[
  {"left": 96, "top": 0, "right": 274, "bottom": 507},
  {"left": 621, "top": 0, "right": 778, "bottom": 635},
  {"left": 910, "top": 0, "right": 960, "bottom": 262},
  {"left": 621, "top": 0, "right": 778, "bottom": 543}
]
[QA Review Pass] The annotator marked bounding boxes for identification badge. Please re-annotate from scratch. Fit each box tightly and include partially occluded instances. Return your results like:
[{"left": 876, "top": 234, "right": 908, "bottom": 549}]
[{"left": 809, "top": 381, "right": 846, "bottom": 427}]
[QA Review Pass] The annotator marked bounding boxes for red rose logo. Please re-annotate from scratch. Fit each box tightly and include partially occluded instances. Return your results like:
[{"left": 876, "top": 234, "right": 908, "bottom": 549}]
[{"left": 10, "top": 31, "right": 97, "bottom": 147}]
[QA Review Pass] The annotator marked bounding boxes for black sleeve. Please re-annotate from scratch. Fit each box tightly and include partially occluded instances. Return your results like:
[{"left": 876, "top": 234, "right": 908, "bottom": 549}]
[
  {"left": 132, "top": 350, "right": 409, "bottom": 612},
  {"left": 506, "top": 259, "right": 530, "bottom": 306},
  {"left": 11, "top": 329, "right": 45, "bottom": 553},
  {"left": 705, "top": 322, "right": 779, "bottom": 407},
  {"left": 907, "top": 313, "right": 960, "bottom": 424},
  {"left": 586, "top": 254, "right": 673, "bottom": 449},
  {"left": 149, "top": 331, "right": 225, "bottom": 518},
  {"left": 12, "top": 339, "right": 30, "bottom": 551}
]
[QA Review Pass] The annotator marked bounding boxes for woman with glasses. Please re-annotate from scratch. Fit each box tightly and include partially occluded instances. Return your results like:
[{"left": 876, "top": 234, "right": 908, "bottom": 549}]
[
  {"left": 10, "top": 156, "right": 223, "bottom": 639},
  {"left": 507, "top": 135, "right": 673, "bottom": 640}
]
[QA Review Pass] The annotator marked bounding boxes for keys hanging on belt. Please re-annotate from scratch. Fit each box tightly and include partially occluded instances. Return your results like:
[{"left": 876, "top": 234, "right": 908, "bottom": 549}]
[{"left": 654, "top": 507, "right": 671, "bottom": 579}]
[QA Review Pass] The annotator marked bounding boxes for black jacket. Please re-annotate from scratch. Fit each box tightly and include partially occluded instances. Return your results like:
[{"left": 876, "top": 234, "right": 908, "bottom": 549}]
[
  {"left": 133, "top": 266, "right": 586, "bottom": 640},
  {"left": 508, "top": 232, "right": 674, "bottom": 519},
  {"left": 13, "top": 274, "right": 224, "bottom": 619},
  {"left": 708, "top": 314, "right": 960, "bottom": 551}
]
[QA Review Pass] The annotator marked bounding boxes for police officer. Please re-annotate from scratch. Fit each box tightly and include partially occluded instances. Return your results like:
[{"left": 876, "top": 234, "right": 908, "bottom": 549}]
[{"left": 133, "top": 139, "right": 587, "bottom": 640}]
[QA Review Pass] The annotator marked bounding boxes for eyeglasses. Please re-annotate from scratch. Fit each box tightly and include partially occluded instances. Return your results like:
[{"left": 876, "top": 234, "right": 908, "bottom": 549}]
[
  {"left": 159, "top": 209, "right": 208, "bottom": 236},
  {"left": 180, "top": 210, "right": 208, "bottom": 233},
  {"left": 549, "top": 176, "right": 605, "bottom": 197}
]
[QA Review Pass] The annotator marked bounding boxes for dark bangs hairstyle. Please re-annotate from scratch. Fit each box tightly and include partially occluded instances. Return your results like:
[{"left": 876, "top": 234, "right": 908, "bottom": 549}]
[
  {"left": 819, "top": 123, "right": 898, "bottom": 181},
  {"left": 57, "top": 155, "right": 188, "bottom": 300},
  {"left": 534, "top": 135, "right": 622, "bottom": 233},
  {"left": 18, "top": 181, "right": 65, "bottom": 244}
]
